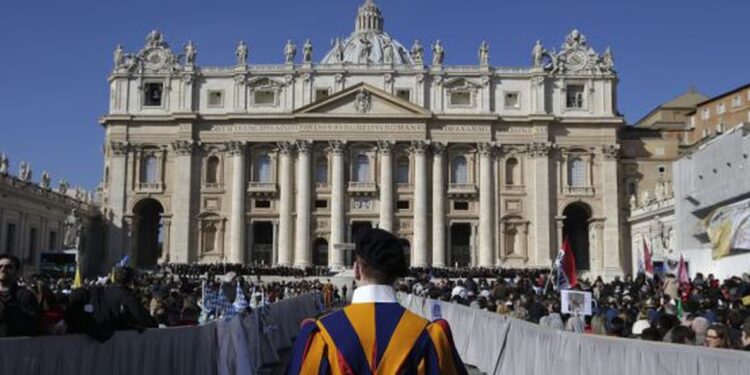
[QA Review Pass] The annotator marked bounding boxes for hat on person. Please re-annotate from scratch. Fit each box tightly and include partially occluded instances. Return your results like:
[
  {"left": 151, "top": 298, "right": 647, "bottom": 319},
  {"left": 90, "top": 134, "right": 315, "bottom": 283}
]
[
  {"left": 632, "top": 319, "right": 651, "bottom": 336},
  {"left": 354, "top": 228, "right": 409, "bottom": 278}
]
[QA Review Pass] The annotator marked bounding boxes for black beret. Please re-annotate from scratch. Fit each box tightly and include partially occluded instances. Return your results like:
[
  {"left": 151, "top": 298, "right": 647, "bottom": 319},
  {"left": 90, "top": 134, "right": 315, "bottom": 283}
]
[{"left": 354, "top": 228, "right": 409, "bottom": 278}]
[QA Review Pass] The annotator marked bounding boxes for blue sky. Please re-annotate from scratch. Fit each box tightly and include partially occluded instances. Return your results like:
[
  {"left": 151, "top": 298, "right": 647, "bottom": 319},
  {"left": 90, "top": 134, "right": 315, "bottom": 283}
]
[{"left": 0, "top": 0, "right": 748, "bottom": 190}]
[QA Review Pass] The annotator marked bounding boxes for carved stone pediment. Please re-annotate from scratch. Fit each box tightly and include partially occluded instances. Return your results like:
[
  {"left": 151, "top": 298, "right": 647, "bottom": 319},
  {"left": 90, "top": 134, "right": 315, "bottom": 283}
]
[
  {"left": 246, "top": 77, "right": 285, "bottom": 91},
  {"left": 294, "top": 82, "right": 430, "bottom": 116},
  {"left": 443, "top": 78, "right": 482, "bottom": 93}
]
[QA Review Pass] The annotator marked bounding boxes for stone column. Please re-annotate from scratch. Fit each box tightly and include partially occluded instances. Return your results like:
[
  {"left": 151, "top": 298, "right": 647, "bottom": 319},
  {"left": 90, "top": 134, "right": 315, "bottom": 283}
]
[
  {"left": 478, "top": 142, "right": 495, "bottom": 267},
  {"left": 294, "top": 140, "right": 312, "bottom": 267},
  {"left": 412, "top": 141, "right": 429, "bottom": 267},
  {"left": 106, "top": 141, "right": 129, "bottom": 265},
  {"left": 377, "top": 141, "right": 394, "bottom": 232},
  {"left": 432, "top": 142, "right": 447, "bottom": 267},
  {"left": 159, "top": 216, "right": 172, "bottom": 263},
  {"left": 530, "top": 141, "right": 552, "bottom": 265},
  {"left": 271, "top": 220, "right": 279, "bottom": 266},
  {"left": 227, "top": 141, "right": 246, "bottom": 264},
  {"left": 601, "top": 146, "right": 622, "bottom": 276},
  {"left": 329, "top": 141, "right": 346, "bottom": 268},
  {"left": 277, "top": 142, "right": 294, "bottom": 266},
  {"left": 170, "top": 140, "right": 195, "bottom": 263}
]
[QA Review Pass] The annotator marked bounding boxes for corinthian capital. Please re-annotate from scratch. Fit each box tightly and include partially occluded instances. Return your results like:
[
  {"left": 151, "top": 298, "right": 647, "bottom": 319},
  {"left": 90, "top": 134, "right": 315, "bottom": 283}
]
[
  {"left": 296, "top": 140, "right": 312, "bottom": 154},
  {"left": 377, "top": 140, "right": 394, "bottom": 155},
  {"left": 432, "top": 142, "right": 446, "bottom": 155},
  {"left": 410, "top": 140, "right": 430, "bottom": 155},
  {"left": 277, "top": 141, "right": 295, "bottom": 155},
  {"left": 109, "top": 141, "right": 130, "bottom": 156},
  {"left": 328, "top": 140, "right": 346, "bottom": 155},
  {"left": 171, "top": 140, "right": 196, "bottom": 156},
  {"left": 225, "top": 141, "right": 246, "bottom": 156},
  {"left": 477, "top": 142, "right": 496, "bottom": 156}
]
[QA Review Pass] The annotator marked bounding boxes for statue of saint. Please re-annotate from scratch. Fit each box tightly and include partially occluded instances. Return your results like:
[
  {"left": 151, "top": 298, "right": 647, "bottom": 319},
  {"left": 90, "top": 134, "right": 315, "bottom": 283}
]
[
  {"left": 0, "top": 153, "right": 8, "bottom": 175},
  {"left": 478, "top": 41, "right": 490, "bottom": 66},
  {"left": 18, "top": 161, "right": 31, "bottom": 182},
  {"left": 40, "top": 171, "right": 51, "bottom": 189},
  {"left": 383, "top": 39, "right": 394, "bottom": 64},
  {"left": 302, "top": 39, "right": 313, "bottom": 63},
  {"left": 236, "top": 41, "right": 248, "bottom": 65},
  {"left": 284, "top": 40, "right": 296, "bottom": 64},
  {"left": 532, "top": 40, "right": 545, "bottom": 68},
  {"left": 63, "top": 209, "right": 82, "bottom": 251},
  {"left": 564, "top": 29, "right": 585, "bottom": 50},
  {"left": 411, "top": 40, "right": 424, "bottom": 65},
  {"left": 114, "top": 44, "right": 125, "bottom": 69},
  {"left": 184, "top": 40, "right": 197, "bottom": 65},
  {"left": 331, "top": 38, "right": 345, "bottom": 63},
  {"left": 146, "top": 30, "right": 164, "bottom": 47},
  {"left": 58, "top": 179, "right": 69, "bottom": 195},
  {"left": 431, "top": 40, "right": 445, "bottom": 65},
  {"left": 358, "top": 36, "right": 372, "bottom": 64},
  {"left": 655, "top": 182, "right": 665, "bottom": 201},
  {"left": 599, "top": 47, "right": 614, "bottom": 73},
  {"left": 629, "top": 194, "right": 637, "bottom": 210}
]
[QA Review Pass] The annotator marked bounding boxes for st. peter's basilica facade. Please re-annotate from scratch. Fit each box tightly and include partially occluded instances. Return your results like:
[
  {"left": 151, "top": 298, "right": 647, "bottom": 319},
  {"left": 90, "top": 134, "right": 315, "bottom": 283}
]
[{"left": 100, "top": 0, "right": 626, "bottom": 277}]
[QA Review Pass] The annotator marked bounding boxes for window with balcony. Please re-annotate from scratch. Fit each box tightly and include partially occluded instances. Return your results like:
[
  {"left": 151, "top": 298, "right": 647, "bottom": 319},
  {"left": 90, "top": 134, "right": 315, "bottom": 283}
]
[
  {"left": 396, "top": 157, "right": 409, "bottom": 184},
  {"left": 450, "top": 156, "right": 468, "bottom": 184},
  {"left": 255, "top": 154, "right": 272, "bottom": 183},
  {"left": 206, "top": 156, "right": 220, "bottom": 184},
  {"left": 315, "top": 157, "right": 328, "bottom": 184},
  {"left": 567, "top": 156, "right": 586, "bottom": 187},
  {"left": 353, "top": 154, "right": 370, "bottom": 182},
  {"left": 505, "top": 157, "right": 520, "bottom": 186},
  {"left": 141, "top": 155, "right": 158, "bottom": 184},
  {"left": 566, "top": 85, "right": 585, "bottom": 109}
]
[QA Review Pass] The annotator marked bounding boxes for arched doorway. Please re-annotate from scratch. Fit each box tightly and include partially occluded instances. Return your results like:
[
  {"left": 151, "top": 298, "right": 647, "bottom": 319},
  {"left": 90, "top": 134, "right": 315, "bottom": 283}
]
[
  {"left": 562, "top": 203, "right": 591, "bottom": 271},
  {"left": 313, "top": 238, "right": 328, "bottom": 267},
  {"left": 132, "top": 198, "right": 164, "bottom": 269}
]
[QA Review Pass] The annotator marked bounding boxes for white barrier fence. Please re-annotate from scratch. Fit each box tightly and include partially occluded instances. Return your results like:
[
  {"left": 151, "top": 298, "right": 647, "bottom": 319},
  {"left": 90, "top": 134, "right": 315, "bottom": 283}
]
[
  {"left": 0, "top": 294, "right": 322, "bottom": 375},
  {"left": 397, "top": 293, "right": 750, "bottom": 375}
]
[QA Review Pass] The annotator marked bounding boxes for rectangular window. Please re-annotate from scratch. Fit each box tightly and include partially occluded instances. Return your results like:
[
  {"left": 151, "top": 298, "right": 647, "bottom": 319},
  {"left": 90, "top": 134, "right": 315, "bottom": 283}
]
[
  {"left": 208, "top": 90, "right": 224, "bottom": 107},
  {"left": 732, "top": 96, "right": 741, "bottom": 108},
  {"left": 396, "top": 89, "right": 411, "bottom": 101},
  {"left": 397, "top": 200, "right": 410, "bottom": 210},
  {"left": 504, "top": 92, "right": 520, "bottom": 108},
  {"left": 453, "top": 201, "right": 469, "bottom": 211},
  {"left": 315, "top": 88, "right": 330, "bottom": 101},
  {"left": 315, "top": 200, "right": 328, "bottom": 209},
  {"left": 255, "top": 200, "right": 271, "bottom": 209},
  {"left": 702, "top": 108, "right": 710, "bottom": 120},
  {"left": 144, "top": 83, "right": 164, "bottom": 106},
  {"left": 449, "top": 92, "right": 472, "bottom": 106},
  {"left": 717, "top": 103, "right": 725, "bottom": 114},
  {"left": 254, "top": 90, "right": 276, "bottom": 106},
  {"left": 566, "top": 85, "right": 584, "bottom": 109},
  {"left": 48, "top": 231, "right": 57, "bottom": 250},
  {"left": 5, "top": 223, "right": 15, "bottom": 254}
]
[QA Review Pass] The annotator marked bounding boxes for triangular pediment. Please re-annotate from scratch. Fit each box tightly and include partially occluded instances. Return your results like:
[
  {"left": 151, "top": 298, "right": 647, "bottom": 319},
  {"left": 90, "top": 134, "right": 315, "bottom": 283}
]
[{"left": 294, "top": 83, "right": 430, "bottom": 117}]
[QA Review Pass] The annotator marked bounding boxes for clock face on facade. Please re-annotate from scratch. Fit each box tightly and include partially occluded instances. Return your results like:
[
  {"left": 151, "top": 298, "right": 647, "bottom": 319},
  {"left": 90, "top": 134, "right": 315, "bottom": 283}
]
[
  {"left": 567, "top": 50, "right": 587, "bottom": 70},
  {"left": 143, "top": 48, "right": 167, "bottom": 70}
]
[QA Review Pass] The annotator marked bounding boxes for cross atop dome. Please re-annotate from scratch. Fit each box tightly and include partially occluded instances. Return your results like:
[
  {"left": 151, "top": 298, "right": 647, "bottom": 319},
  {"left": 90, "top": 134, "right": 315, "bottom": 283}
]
[{"left": 356, "top": 0, "right": 384, "bottom": 34}]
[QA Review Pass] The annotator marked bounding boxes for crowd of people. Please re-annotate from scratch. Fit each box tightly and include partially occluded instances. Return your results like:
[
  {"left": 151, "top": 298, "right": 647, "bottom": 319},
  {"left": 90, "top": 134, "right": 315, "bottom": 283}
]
[
  {"left": 3, "top": 252, "right": 750, "bottom": 352},
  {"left": 396, "top": 268, "right": 750, "bottom": 351},
  {"left": 0, "top": 255, "right": 336, "bottom": 341}
]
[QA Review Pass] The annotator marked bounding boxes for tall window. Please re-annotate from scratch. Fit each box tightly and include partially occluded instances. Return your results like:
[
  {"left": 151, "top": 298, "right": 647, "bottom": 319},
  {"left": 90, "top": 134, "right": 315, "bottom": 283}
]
[
  {"left": 566, "top": 85, "right": 585, "bottom": 109},
  {"left": 354, "top": 154, "right": 370, "bottom": 182},
  {"left": 202, "top": 224, "right": 216, "bottom": 252},
  {"left": 315, "top": 157, "right": 328, "bottom": 184},
  {"left": 451, "top": 156, "right": 468, "bottom": 184},
  {"left": 206, "top": 156, "right": 220, "bottom": 184},
  {"left": 396, "top": 157, "right": 410, "bottom": 184},
  {"left": 505, "top": 158, "right": 519, "bottom": 185},
  {"left": 141, "top": 155, "right": 158, "bottom": 183},
  {"left": 568, "top": 156, "right": 586, "bottom": 187},
  {"left": 255, "top": 154, "right": 272, "bottom": 183}
]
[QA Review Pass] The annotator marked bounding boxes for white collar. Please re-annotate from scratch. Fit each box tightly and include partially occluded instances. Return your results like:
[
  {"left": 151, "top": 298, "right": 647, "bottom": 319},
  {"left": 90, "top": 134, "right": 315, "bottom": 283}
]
[{"left": 351, "top": 284, "right": 398, "bottom": 304}]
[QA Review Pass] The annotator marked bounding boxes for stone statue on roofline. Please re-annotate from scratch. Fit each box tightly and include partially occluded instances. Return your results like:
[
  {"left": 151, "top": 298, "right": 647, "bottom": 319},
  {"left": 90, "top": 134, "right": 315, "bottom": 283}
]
[
  {"left": 411, "top": 40, "right": 424, "bottom": 65},
  {"left": 331, "top": 38, "right": 345, "bottom": 63},
  {"left": 18, "top": 161, "right": 31, "bottom": 182},
  {"left": 0, "top": 153, "right": 8, "bottom": 175},
  {"left": 184, "top": 40, "right": 197, "bottom": 66},
  {"left": 431, "top": 40, "right": 445, "bottom": 65},
  {"left": 40, "top": 171, "right": 51, "bottom": 189},
  {"left": 58, "top": 179, "right": 69, "bottom": 195},
  {"left": 236, "top": 41, "right": 248, "bottom": 65},
  {"left": 383, "top": 39, "right": 394, "bottom": 64},
  {"left": 478, "top": 41, "right": 490, "bottom": 66},
  {"left": 302, "top": 39, "right": 313, "bottom": 63},
  {"left": 284, "top": 40, "right": 296, "bottom": 64},
  {"left": 532, "top": 40, "right": 546, "bottom": 68}
]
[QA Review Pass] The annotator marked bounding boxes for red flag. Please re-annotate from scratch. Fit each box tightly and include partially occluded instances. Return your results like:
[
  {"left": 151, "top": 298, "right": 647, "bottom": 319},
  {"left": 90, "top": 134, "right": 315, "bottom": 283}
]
[
  {"left": 643, "top": 238, "right": 654, "bottom": 277},
  {"left": 562, "top": 237, "right": 578, "bottom": 288},
  {"left": 677, "top": 255, "right": 690, "bottom": 285}
]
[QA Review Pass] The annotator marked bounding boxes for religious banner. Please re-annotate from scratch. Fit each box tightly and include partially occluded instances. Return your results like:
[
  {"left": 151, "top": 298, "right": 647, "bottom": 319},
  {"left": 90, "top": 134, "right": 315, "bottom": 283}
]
[
  {"left": 703, "top": 197, "right": 750, "bottom": 259},
  {"left": 561, "top": 290, "right": 592, "bottom": 316}
]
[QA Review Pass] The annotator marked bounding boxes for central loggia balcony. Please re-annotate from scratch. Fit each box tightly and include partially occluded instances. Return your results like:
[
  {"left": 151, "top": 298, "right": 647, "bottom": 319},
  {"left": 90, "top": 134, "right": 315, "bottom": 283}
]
[
  {"left": 447, "top": 183, "right": 477, "bottom": 197},
  {"left": 247, "top": 182, "right": 277, "bottom": 196},
  {"left": 347, "top": 181, "right": 377, "bottom": 195}
]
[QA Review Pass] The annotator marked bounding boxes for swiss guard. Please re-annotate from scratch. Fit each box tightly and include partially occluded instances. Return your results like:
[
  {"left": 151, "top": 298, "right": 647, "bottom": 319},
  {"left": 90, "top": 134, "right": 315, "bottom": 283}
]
[{"left": 286, "top": 228, "right": 468, "bottom": 375}]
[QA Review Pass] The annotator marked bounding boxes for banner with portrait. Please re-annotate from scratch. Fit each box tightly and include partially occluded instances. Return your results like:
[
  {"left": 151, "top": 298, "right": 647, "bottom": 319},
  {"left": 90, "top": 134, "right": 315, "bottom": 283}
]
[{"left": 703, "top": 197, "right": 750, "bottom": 259}]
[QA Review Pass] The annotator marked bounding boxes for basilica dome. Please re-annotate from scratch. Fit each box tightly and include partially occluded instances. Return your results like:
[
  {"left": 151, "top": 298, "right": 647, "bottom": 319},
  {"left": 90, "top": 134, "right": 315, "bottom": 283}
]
[{"left": 321, "top": 0, "right": 413, "bottom": 65}]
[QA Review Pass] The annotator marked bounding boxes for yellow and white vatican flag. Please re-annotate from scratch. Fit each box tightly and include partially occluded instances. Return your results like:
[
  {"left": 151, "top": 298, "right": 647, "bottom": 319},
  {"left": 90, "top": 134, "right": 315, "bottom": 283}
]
[
  {"left": 703, "top": 198, "right": 750, "bottom": 259},
  {"left": 72, "top": 263, "right": 83, "bottom": 289}
]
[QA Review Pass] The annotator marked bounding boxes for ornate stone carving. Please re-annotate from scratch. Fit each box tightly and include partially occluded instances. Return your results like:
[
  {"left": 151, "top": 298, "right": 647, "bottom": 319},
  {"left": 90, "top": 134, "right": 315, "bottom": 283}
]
[
  {"left": 352, "top": 198, "right": 373, "bottom": 211},
  {"left": 182, "top": 73, "right": 195, "bottom": 85},
  {"left": 302, "top": 39, "right": 313, "bottom": 64},
  {"left": 225, "top": 141, "right": 246, "bottom": 156},
  {"left": 296, "top": 140, "right": 312, "bottom": 154},
  {"left": 383, "top": 39, "right": 394, "bottom": 64},
  {"left": 501, "top": 144, "right": 528, "bottom": 155},
  {"left": 377, "top": 140, "right": 393, "bottom": 155},
  {"left": 137, "top": 30, "right": 180, "bottom": 73},
  {"left": 410, "top": 140, "right": 430, "bottom": 155},
  {"left": 527, "top": 142, "right": 552, "bottom": 158},
  {"left": 234, "top": 74, "right": 247, "bottom": 84},
  {"left": 235, "top": 41, "right": 248, "bottom": 65},
  {"left": 411, "top": 40, "right": 424, "bottom": 65},
  {"left": 284, "top": 40, "right": 296, "bottom": 64},
  {"left": 0, "top": 153, "right": 8, "bottom": 175},
  {"left": 184, "top": 40, "right": 197, "bottom": 66},
  {"left": 109, "top": 142, "right": 129, "bottom": 156},
  {"left": 547, "top": 29, "right": 611, "bottom": 75},
  {"left": 601, "top": 144, "right": 620, "bottom": 159},
  {"left": 354, "top": 89, "right": 372, "bottom": 113},
  {"left": 431, "top": 40, "right": 445, "bottom": 65},
  {"left": 277, "top": 141, "right": 295, "bottom": 155},
  {"left": 328, "top": 140, "right": 346, "bottom": 155},
  {"left": 432, "top": 142, "right": 446, "bottom": 155},
  {"left": 383, "top": 73, "right": 394, "bottom": 84},
  {"left": 477, "top": 142, "right": 495, "bottom": 156},
  {"left": 18, "top": 161, "right": 31, "bottom": 182},
  {"left": 171, "top": 140, "right": 196, "bottom": 156},
  {"left": 40, "top": 171, "right": 51, "bottom": 189},
  {"left": 478, "top": 41, "right": 490, "bottom": 66},
  {"left": 58, "top": 179, "right": 69, "bottom": 195},
  {"left": 598, "top": 47, "right": 615, "bottom": 73},
  {"left": 330, "top": 38, "right": 345, "bottom": 63}
]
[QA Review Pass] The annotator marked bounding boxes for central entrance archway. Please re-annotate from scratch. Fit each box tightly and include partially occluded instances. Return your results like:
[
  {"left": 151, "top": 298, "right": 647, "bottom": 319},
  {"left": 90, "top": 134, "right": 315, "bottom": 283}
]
[
  {"left": 313, "top": 238, "right": 328, "bottom": 266},
  {"left": 450, "top": 223, "right": 472, "bottom": 267},
  {"left": 132, "top": 198, "right": 164, "bottom": 269},
  {"left": 252, "top": 221, "right": 273, "bottom": 265},
  {"left": 563, "top": 203, "right": 591, "bottom": 271}
]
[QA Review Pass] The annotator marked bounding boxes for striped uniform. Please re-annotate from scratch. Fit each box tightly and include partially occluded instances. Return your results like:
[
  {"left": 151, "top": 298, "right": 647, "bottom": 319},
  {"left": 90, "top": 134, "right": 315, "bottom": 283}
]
[{"left": 286, "top": 301, "right": 468, "bottom": 375}]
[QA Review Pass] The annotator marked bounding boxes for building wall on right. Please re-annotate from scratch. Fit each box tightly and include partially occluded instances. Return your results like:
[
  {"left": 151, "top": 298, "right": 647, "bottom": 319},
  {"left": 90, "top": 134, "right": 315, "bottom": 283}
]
[
  {"left": 673, "top": 123, "right": 750, "bottom": 279},
  {"left": 686, "top": 85, "right": 750, "bottom": 145}
]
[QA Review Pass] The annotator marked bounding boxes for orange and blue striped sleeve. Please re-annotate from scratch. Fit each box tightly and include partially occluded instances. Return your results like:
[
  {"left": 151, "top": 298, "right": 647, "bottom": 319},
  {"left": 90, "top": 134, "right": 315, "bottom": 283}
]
[
  {"left": 287, "top": 319, "right": 332, "bottom": 375},
  {"left": 423, "top": 319, "right": 469, "bottom": 375}
]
